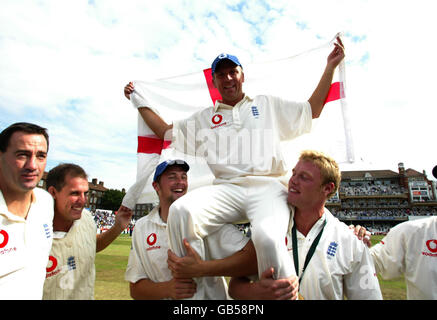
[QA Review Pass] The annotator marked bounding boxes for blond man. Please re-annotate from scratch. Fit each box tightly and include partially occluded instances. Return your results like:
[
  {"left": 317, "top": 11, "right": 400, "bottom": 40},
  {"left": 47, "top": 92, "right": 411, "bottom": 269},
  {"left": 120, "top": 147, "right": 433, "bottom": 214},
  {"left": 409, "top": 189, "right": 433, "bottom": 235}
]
[{"left": 229, "top": 150, "right": 383, "bottom": 300}]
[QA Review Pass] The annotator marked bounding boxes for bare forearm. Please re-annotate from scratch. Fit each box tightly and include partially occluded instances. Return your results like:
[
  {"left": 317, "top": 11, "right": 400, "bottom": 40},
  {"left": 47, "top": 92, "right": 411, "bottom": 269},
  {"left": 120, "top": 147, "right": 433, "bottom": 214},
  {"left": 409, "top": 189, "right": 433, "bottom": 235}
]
[
  {"left": 96, "top": 223, "right": 123, "bottom": 252},
  {"left": 138, "top": 107, "right": 173, "bottom": 140},
  {"left": 309, "top": 38, "right": 345, "bottom": 119},
  {"left": 130, "top": 279, "right": 171, "bottom": 300},
  {"left": 308, "top": 64, "right": 336, "bottom": 119},
  {"left": 229, "top": 277, "right": 262, "bottom": 300},
  {"left": 198, "top": 242, "right": 258, "bottom": 277},
  {"left": 229, "top": 274, "right": 298, "bottom": 300}
]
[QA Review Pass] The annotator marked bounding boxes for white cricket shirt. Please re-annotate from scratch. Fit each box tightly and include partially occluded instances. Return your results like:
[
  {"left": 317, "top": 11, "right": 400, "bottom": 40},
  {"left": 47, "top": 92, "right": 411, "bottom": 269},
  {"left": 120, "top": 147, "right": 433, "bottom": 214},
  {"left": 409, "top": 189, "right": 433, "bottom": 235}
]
[
  {"left": 286, "top": 208, "right": 382, "bottom": 300},
  {"left": 172, "top": 95, "right": 312, "bottom": 180},
  {"left": 125, "top": 206, "right": 250, "bottom": 299},
  {"left": 43, "top": 209, "right": 97, "bottom": 300},
  {"left": 0, "top": 188, "right": 54, "bottom": 300},
  {"left": 370, "top": 216, "right": 437, "bottom": 300}
]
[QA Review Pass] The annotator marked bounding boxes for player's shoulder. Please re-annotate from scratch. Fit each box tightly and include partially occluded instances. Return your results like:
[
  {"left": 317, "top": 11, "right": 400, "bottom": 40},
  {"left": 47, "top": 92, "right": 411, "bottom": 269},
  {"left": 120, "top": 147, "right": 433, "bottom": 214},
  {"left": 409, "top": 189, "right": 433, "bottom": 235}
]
[
  {"left": 135, "top": 213, "right": 152, "bottom": 227},
  {"left": 325, "top": 208, "right": 348, "bottom": 231},
  {"left": 181, "top": 106, "right": 216, "bottom": 124},
  {"left": 33, "top": 187, "right": 54, "bottom": 203},
  {"left": 81, "top": 209, "right": 94, "bottom": 221},
  {"left": 325, "top": 210, "right": 364, "bottom": 245},
  {"left": 135, "top": 207, "right": 161, "bottom": 227},
  {"left": 394, "top": 217, "right": 436, "bottom": 235},
  {"left": 252, "top": 94, "right": 273, "bottom": 104},
  {"left": 32, "top": 187, "right": 54, "bottom": 220},
  {"left": 196, "top": 105, "right": 215, "bottom": 116},
  {"left": 252, "top": 94, "right": 306, "bottom": 109}
]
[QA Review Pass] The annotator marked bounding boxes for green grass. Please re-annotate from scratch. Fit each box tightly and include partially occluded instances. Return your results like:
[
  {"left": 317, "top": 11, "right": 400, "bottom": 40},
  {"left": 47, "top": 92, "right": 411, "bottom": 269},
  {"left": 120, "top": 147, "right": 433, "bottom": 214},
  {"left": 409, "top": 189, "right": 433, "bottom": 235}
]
[{"left": 94, "top": 234, "right": 407, "bottom": 300}]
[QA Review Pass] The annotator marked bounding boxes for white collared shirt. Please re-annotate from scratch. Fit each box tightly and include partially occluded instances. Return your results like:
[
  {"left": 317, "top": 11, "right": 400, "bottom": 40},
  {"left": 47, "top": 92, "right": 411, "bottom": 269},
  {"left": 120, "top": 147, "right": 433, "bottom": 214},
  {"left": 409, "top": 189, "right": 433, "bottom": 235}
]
[
  {"left": 172, "top": 95, "right": 312, "bottom": 180},
  {"left": 0, "top": 188, "right": 54, "bottom": 300},
  {"left": 370, "top": 216, "right": 437, "bottom": 300},
  {"left": 286, "top": 208, "right": 382, "bottom": 300}
]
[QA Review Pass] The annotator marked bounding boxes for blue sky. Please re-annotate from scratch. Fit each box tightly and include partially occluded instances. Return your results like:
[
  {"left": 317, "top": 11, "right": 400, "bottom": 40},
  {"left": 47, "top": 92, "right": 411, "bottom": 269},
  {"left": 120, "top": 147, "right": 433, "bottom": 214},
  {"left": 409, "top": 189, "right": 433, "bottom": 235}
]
[{"left": 1, "top": 0, "right": 436, "bottom": 190}]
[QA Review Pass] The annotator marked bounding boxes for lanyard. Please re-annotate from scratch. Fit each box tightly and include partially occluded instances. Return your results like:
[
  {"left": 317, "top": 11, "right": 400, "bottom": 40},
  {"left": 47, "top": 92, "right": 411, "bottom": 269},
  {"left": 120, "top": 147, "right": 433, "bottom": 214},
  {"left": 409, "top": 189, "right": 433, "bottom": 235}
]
[{"left": 292, "top": 219, "right": 326, "bottom": 284}]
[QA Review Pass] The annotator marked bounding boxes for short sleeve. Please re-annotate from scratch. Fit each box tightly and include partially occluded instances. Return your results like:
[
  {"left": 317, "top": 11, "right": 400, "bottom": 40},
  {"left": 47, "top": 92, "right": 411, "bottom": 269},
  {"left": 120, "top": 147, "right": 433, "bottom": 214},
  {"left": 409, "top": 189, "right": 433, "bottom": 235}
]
[
  {"left": 124, "top": 228, "right": 150, "bottom": 283},
  {"left": 370, "top": 224, "right": 407, "bottom": 280},
  {"left": 267, "top": 96, "right": 312, "bottom": 141},
  {"left": 171, "top": 113, "right": 199, "bottom": 157}
]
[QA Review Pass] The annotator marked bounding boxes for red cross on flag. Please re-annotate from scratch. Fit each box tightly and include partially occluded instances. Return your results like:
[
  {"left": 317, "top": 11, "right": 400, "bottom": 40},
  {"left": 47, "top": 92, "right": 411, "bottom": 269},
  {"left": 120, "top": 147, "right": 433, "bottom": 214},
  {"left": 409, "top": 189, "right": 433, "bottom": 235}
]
[{"left": 122, "top": 33, "right": 353, "bottom": 208}]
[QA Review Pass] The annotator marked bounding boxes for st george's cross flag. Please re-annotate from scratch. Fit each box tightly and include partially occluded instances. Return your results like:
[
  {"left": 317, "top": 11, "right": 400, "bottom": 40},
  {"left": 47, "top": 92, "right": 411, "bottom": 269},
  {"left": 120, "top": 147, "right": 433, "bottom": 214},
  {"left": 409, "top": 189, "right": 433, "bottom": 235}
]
[{"left": 122, "top": 33, "right": 354, "bottom": 209}]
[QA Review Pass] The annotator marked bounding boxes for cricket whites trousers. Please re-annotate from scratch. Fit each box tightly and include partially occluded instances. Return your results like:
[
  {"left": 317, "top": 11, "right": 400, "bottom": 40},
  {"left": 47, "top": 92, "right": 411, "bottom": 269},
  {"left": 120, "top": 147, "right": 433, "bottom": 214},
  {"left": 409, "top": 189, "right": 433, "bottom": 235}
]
[{"left": 167, "top": 176, "right": 296, "bottom": 299}]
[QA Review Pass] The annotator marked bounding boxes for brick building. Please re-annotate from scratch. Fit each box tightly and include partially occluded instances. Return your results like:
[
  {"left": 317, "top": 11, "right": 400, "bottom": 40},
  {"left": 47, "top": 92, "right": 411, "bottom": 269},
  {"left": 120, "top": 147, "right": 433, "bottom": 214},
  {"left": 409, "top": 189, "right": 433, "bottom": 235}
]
[{"left": 327, "top": 162, "right": 437, "bottom": 234}]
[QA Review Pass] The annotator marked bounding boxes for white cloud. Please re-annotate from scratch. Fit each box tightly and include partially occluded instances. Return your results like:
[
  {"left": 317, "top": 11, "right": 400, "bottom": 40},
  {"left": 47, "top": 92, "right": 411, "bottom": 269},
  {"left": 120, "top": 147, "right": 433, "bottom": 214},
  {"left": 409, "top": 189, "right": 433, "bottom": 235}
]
[{"left": 1, "top": 0, "right": 436, "bottom": 191}]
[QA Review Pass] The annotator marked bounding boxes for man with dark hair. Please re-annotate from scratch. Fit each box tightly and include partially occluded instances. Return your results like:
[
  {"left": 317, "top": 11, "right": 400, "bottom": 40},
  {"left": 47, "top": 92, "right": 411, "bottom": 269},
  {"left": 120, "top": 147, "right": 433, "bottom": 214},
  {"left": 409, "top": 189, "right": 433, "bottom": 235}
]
[
  {"left": 124, "top": 38, "right": 346, "bottom": 297},
  {"left": 43, "top": 163, "right": 133, "bottom": 300},
  {"left": 0, "top": 122, "right": 53, "bottom": 299},
  {"left": 45, "top": 163, "right": 87, "bottom": 192},
  {"left": 0, "top": 122, "right": 49, "bottom": 152}
]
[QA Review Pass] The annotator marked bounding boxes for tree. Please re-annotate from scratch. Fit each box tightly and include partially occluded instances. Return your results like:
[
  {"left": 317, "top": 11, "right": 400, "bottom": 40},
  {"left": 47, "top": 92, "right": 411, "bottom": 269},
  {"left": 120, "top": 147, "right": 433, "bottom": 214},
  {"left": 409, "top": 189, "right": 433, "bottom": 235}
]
[{"left": 100, "top": 188, "right": 125, "bottom": 211}]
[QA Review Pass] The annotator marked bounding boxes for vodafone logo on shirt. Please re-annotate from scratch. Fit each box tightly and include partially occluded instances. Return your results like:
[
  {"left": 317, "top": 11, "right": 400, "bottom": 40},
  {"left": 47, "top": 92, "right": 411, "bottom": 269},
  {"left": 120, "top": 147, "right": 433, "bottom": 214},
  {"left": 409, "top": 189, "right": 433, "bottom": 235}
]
[
  {"left": 46, "top": 256, "right": 58, "bottom": 272},
  {"left": 46, "top": 255, "right": 61, "bottom": 278},
  {"left": 147, "top": 233, "right": 157, "bottom": 245},
  {"left": 426, "top": 239, "right": 437, "bottom": 252},
  {"left": 422, "top": 239, "right": 437, "bottom": 257},
  {"left": 212, "top": 114, "right": 223, "bottom": 125},
  {"left": 0, "top": 230, "right": 9, "bottom": 248},
  {"left": 146, "top": 233, "right": 161, "bottom": 251},
  {"left": 210, "top": 113, "right": 227, "bottom": 129},
  {"left": 0, "top": 229, "right": 17, "bottom": 255}
]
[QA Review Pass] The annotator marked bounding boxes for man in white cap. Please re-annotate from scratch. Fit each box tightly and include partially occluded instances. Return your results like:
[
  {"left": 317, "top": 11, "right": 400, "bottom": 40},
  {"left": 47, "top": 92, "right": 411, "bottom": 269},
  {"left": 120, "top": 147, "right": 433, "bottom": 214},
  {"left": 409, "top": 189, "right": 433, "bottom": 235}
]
[
  {"left": 124, "top": 37, "right": 345, "bottom": 297},
  {"left": 125, "top": 159, "right": 261, "bottom": 299}
]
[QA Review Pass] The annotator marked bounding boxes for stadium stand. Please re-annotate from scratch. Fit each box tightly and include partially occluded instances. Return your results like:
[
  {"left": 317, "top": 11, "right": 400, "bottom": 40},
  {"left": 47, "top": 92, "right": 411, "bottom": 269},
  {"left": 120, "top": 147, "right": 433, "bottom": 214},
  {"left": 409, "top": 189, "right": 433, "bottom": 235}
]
[{"left": 327, "top": 163, "right": 437, "bottom": 234}]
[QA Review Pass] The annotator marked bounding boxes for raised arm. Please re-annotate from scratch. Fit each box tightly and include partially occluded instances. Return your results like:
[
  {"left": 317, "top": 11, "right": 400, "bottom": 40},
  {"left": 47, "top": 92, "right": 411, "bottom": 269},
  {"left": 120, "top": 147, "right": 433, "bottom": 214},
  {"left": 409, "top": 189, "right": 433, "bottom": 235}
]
[
  {"left": 124, "top": 81, "right": 173, "bottom": 140},
  {"left": 96, "top": 205, "right": 132, "bottom": 252},
  {"left": 308, "top": 36, "right": 345, "bottom": 119}
]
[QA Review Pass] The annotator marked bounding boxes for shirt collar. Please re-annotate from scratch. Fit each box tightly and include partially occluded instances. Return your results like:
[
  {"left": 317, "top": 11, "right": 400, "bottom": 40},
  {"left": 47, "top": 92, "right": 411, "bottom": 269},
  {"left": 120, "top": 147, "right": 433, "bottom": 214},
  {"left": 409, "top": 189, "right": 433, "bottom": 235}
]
[
  {"left": 148, "top": 205, "right": 167, "bottom": 227},
  {"left": 213, "top": 94, "right": 253, "bottom": 112},
  {"left": 288, "top": 205, "right": 330, "bottom": 236}
]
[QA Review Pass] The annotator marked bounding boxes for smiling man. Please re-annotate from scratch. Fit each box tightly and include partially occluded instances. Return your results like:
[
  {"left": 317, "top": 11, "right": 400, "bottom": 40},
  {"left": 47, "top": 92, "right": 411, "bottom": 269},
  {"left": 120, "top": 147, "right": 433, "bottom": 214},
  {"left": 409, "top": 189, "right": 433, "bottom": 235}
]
[
  {"left": 43, "top": 163, "right": 132, "bottom": 300},
  {"left": 126, "top": 159, "right": 257, "bottom": 300},
  {"left": 229, "top": 150, "right": 383, "bottom": 300},
  {"left": 0, "top": 122, "right": 54, "bottom": 300},
  {"left": 124, "top": 38, "right": 346, "bottom": 296},
  {"left": 210, "top": 57, "right": 245, "bottom": 106}
]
